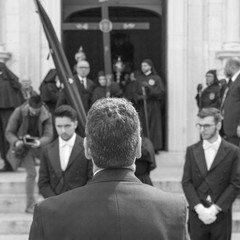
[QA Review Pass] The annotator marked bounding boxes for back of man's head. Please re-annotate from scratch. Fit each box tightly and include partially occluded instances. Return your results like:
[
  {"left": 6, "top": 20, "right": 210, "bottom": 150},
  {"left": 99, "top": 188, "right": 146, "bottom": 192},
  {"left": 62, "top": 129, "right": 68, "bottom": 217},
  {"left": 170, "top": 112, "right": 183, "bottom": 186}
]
[
  {"left": 85, "top": 98, "right": 140, "bottom": 169},
  {"left": 28, "top": 94, "right": 42, "bottom": 109}
]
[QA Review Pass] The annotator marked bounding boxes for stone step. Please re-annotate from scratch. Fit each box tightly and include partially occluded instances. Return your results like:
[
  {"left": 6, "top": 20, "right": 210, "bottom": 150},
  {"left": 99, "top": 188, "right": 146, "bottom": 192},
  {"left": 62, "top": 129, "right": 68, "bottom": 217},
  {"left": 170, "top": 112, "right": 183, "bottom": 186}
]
[
  {"left": 0, "top": 235, "right": 28, "bottom": 240},
  {"left": 0, "top": 213, "right": 32, "bottom": 235},
  {"left": 0, "top": 234, "right": 240, "bottom": 240},
  {"left": 0, "top": 194, "right": 43, "bottom": 213},
  {"left": 0, "top": 212, "right": 239, "bottom": 235}
]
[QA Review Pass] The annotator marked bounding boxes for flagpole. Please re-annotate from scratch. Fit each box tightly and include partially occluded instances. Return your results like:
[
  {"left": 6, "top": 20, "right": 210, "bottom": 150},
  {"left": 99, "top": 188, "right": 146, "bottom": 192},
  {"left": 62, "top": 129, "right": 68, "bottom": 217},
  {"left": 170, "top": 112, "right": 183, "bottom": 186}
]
[{"left": 34, "top": 0, "right": 86, "bottom": 136}]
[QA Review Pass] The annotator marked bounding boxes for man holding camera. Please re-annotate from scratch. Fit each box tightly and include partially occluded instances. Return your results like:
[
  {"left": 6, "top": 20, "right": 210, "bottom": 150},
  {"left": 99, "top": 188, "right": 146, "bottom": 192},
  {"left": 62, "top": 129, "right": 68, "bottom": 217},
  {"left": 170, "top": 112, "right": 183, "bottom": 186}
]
[{"left": 5, "top": 94, "right": 53, "bottom": 213}]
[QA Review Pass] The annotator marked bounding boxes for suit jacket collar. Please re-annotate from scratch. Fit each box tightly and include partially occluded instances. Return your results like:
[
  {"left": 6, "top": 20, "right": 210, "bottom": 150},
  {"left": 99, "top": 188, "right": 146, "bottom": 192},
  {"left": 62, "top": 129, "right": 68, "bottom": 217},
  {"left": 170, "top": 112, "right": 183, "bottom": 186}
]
[
  {"left": 228, "top": 73, "right": 240, "bottom": 94},
  {"left": 193, "top": 139, "right": 231, "bottom": 176},
  {"left": 49, "top": 134, "right": 83, "bottom": 177},
  {"left": 89, "top": 168, "right": 141, "bottom": 184}
]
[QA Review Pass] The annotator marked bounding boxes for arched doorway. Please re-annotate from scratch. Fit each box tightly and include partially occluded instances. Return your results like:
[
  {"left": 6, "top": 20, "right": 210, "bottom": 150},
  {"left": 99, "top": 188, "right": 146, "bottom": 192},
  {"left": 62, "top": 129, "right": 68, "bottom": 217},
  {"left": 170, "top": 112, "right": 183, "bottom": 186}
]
[{"left": 62, "top": 1, "right": 167, "bottom": 149}]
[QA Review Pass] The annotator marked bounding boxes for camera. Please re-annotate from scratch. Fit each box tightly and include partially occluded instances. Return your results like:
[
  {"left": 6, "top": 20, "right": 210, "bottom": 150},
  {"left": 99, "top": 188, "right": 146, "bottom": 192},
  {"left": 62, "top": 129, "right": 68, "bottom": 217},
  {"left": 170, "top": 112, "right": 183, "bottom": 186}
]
[{"left": 23, "top": 136, "right": 37, "bottom": 146}]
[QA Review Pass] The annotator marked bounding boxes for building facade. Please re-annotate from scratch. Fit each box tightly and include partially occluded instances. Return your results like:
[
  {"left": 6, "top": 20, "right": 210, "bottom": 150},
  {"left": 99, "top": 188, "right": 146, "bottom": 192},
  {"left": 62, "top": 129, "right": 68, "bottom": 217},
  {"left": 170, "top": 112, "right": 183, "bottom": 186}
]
[{"left": 1, "top": 0, "right": 240, "bottom": 152}]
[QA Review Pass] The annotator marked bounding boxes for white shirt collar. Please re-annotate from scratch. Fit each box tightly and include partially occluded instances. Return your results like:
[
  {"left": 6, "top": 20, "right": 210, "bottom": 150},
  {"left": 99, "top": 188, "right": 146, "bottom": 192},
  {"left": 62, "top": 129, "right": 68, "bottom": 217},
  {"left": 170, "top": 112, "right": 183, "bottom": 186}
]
[
  {"left": 59, "top": 133, "right": 76, "bottom": 148},
  {"left": 231, "top": 70, "right": 240, "bottom": 82},
  {"left": 203, "top": 135, "right": 221, "bottom": 150},
  {"left": 78, "top": 75, "right": 86, "bottom": 81}
]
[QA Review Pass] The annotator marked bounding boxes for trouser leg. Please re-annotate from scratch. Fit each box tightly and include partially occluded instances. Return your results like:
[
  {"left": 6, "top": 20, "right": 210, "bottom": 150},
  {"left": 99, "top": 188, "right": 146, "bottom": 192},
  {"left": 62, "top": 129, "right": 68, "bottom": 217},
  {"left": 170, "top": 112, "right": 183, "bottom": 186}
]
[{"left": 22, "top": 150, "right": 37, "bottom": 208}]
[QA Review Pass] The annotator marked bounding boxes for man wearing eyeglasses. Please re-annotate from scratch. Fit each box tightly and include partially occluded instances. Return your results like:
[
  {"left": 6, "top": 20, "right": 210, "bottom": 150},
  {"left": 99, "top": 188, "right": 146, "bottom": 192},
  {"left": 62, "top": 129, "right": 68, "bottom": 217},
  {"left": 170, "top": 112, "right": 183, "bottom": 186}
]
[{"left": 182, "top": 107, "right": 240, "bottom": 240}]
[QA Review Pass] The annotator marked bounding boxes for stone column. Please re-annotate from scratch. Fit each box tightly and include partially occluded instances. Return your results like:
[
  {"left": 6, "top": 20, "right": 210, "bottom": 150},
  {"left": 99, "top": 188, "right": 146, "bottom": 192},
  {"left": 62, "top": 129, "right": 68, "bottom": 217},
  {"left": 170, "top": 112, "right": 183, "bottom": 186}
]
[
  {"left": 167, "top": 0, "right": 188, "bottom": 151},
  {"left": 223, "top": 0, "right": 240, "bottom": 50},
  {"left": 0, "top": 0, "right": 11, "bottom": 62},
  {"left": 216, "top": 0, "right": 240, "bottom": 60}
]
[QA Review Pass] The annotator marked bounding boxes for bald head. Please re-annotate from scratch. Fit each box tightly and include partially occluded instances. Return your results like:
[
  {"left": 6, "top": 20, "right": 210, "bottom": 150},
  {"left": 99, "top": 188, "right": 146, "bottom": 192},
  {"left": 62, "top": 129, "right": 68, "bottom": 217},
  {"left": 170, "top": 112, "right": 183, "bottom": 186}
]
[
  {"left": 76, "top": 60, "right": 90, "bottom": 78},
  {"left": 224, "top": 58, "right": 240, "bottom": 78}
]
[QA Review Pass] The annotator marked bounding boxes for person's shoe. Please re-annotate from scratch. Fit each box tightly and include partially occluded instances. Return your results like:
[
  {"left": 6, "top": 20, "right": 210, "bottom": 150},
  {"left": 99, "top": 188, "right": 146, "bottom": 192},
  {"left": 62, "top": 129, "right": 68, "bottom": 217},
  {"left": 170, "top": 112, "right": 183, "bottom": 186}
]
[{"left": 25, "top": 204, "right": 35, "bottom": 214}]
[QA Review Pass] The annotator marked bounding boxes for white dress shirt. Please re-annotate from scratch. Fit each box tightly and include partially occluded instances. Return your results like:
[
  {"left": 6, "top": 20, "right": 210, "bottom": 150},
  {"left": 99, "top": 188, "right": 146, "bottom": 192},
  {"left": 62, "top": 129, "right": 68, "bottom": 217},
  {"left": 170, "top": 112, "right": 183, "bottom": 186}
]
[
  {"left": 203, "top": 135, "right": 222, "bottom": 170},
  {"left": 59, "top": 133, "right": 76, "bottom": 171}
]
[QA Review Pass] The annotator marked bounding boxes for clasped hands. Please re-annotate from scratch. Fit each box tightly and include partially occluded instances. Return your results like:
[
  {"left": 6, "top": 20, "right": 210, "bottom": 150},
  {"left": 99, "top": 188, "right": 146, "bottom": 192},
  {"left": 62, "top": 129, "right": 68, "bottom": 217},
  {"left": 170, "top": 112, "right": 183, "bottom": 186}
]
[{"left": 195, "top": 204, "right": 219, "bottom": 225}]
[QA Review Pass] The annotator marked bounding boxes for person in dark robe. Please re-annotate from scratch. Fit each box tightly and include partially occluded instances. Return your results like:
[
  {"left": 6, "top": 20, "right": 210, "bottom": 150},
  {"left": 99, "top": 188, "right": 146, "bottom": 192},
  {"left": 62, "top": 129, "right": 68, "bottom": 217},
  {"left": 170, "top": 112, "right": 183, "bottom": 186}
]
[
  {"left": 135, "top": 137, "right": 156, "bottom": 185},
  {"left": 134, "top": 59, "right": 165, "bottom": 153},
  {"left": 39, "top": 69, "right": 61, "bottom": 114},
  {"left": 0, "top": 62, "right": 24, "bottom": 171},
  {"left": 195, "top": 70, "right": 221, "bottom": 110},
  {"left": 124, "top": 71, "right": 140, "bottom": 108},
  {"left": 91, "top": 71, "right": 109, "bottom": 104}
]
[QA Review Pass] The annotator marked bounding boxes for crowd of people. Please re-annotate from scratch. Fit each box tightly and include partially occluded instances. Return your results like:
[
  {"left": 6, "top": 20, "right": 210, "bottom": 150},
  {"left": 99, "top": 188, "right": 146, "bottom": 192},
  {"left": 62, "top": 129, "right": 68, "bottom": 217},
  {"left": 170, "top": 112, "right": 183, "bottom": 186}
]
[
  {"left": 1, "top": 52, "right": 240, "bottom": 239},
  {"left": 0, "top": 49, "right": 162, "bottom": 211}
]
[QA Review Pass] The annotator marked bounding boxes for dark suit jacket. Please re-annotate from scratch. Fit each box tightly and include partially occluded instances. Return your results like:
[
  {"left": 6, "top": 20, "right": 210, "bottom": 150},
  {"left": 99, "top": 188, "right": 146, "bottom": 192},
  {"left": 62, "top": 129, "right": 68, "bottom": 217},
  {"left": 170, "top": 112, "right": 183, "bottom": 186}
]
[
  {"left": 182, "top": 139, "right": 240, "bottom": 212},
  {"left": 38, "top": 134, "right": 93, "bottom": 198},
  {"left": 56, "top": 75, "right": 96, "bottom": 112},
  {"left": 223, "top": 73, "right": 240, "bottom": 137},
  {"left": 30, "top": 169, "right": 187, "bottom": 240}
]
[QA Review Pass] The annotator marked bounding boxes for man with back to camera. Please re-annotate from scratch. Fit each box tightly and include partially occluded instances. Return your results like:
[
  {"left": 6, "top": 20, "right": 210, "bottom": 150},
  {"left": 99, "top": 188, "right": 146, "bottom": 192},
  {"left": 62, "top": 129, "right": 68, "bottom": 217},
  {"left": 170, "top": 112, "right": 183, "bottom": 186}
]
[
  {"left": 29, "top": 98, "right": 187, "bottom": 240},
  {"left": 182, "top": 108, "right": 240, "bottom": 240},
  {"left": 38, "top": 105, "right": 93, "bottom": 199}
]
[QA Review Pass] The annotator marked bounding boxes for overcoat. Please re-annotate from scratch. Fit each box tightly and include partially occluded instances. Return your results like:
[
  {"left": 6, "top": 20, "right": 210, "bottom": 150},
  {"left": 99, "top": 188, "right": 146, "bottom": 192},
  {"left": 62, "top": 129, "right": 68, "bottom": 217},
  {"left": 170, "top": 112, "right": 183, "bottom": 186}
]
[{"left": 29, "top": 168, "right": 187, "bottom": 240}]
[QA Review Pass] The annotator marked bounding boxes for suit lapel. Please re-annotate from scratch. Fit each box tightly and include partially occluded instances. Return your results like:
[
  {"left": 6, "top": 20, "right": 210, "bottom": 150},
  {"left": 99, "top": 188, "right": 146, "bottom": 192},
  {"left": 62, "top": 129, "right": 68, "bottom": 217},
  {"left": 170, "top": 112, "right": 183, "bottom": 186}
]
[
  {"left": 209, "top": 139, "right": 229, "bottom": 171},
  {"left": 65, "top": 135, "right": 83, "bottom": 170},
  {"left": 193, "top": 142, "right": 208, "bottom": 176},
  {"left": 48, "top": 139, "right": 62, "bottom": 178}
]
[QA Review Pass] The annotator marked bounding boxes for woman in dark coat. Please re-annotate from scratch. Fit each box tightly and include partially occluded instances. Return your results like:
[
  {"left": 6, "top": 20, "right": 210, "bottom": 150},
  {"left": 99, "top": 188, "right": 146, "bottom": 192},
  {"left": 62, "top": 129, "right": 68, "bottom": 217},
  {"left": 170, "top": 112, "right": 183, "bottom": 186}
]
[{"left": 195, "top": 69, "right": 221, "bottom": 110}]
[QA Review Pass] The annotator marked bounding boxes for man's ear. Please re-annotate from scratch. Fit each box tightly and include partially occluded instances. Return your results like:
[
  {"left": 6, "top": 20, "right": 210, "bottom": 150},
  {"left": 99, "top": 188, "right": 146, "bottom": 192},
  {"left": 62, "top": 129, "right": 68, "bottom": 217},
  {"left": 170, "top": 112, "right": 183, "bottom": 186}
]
[
  {"left": 216, "top": 121, "right": 222, "bottom": 131},
  {"left": 135, "top": 136, "right": 142, "bottom": 159},
  {"left": 74, "top": 120, "right": 78, "bottom": 129},
  {"left": 83, "top": 137, "right": 92, "bottom": 160}
]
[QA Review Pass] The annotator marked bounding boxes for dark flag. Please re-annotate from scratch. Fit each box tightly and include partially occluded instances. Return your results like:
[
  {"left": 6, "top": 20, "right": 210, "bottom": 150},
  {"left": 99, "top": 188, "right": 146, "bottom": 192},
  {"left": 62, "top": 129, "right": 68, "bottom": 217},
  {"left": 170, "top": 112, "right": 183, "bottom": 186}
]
[{"left": 34, "top": 0, "right": 86, "bottom": 135}]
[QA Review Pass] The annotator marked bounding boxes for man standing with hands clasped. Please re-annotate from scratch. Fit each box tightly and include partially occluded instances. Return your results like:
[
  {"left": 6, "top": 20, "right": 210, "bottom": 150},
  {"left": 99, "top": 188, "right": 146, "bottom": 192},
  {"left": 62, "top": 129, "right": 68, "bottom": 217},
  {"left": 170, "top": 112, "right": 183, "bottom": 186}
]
[
  {"left": 29, "top": 98, "right": 187, "bottom": 240},
  {"left": 182, "top": 108, "right": 240, "bottom": 240}
]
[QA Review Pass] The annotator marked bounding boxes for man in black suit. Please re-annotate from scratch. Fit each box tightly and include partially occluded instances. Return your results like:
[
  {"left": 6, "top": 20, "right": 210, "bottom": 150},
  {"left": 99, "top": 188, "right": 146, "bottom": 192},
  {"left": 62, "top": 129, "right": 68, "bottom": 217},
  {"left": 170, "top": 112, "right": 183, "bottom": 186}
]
[
  {"left": 57, "top": 60, "right": 96, "bottom": 112},
  {"left": 223, "top": 58, "right": 240, "bottom": 146},
  {"left": 182, "top": 108, "right": 240, "bottom": 240},
  {"left": 38, "top": 105, "right": 92, "bottom": 198},
  {"left": 29, "top": 98, "right": 187, "bottom": 240}
]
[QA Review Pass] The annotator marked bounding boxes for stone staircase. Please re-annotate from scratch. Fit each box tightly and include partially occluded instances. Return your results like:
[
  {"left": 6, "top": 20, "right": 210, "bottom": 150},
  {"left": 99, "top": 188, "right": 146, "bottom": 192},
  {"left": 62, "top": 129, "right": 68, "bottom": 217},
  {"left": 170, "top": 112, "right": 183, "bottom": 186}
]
[{"left": 0, "top": 152, "right": 239, "bottom": 240}]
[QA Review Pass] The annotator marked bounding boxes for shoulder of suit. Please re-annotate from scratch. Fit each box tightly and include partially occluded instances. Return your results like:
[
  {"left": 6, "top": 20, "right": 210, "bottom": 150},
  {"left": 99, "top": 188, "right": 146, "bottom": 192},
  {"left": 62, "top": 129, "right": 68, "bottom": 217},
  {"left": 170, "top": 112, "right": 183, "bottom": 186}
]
[
  {"left": 45, "top": 138, "right": 59, "bottom": 150},
  {"left": 187, "top": 140, "right": 202, "bottom": 150},
  {"left": 222, "top": 138, "right": 240, "bottom": 152},
  {"left": 75, "top": 134, "right": 83, "bottom": 143}
]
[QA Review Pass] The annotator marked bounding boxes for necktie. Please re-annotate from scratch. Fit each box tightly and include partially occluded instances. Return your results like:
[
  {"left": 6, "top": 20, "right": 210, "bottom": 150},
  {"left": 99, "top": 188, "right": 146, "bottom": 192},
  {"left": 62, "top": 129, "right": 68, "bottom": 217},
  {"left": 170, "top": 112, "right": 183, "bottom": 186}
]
[{"left": 80, "top": 78, "right": 85, "bottom": 89}]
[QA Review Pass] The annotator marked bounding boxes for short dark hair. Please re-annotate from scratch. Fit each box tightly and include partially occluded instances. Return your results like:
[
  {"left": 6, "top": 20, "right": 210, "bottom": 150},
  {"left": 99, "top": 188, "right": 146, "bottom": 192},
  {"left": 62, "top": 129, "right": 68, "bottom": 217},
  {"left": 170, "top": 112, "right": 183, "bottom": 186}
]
[
  {"left": 197, "top": 108, "right": 223, "bottom": 123},
  {"left": 28, "top": 94, "right": 43, "bottom": 108},
  {"left": 85, "top": 98, "right": 140, "bottom": 168},
  {"left": 54, "top": 105, "right": 77, "bottom": 122}
]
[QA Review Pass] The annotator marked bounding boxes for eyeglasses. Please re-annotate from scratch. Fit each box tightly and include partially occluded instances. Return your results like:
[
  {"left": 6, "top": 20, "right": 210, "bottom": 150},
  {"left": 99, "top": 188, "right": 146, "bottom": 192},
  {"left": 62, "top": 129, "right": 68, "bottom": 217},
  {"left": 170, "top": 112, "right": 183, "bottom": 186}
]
[
  {"left": 77, "top": 66, "right": 89, "bottom": 69},
  {"left": 196, "top": 123, "right": 216, "bottom": 130}
]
